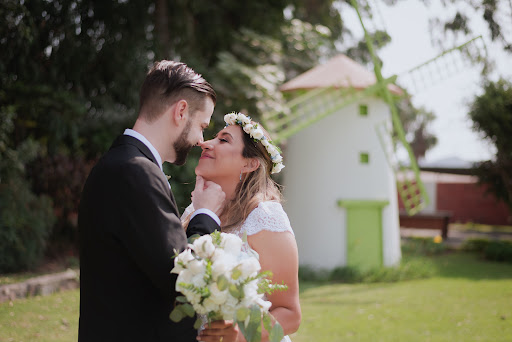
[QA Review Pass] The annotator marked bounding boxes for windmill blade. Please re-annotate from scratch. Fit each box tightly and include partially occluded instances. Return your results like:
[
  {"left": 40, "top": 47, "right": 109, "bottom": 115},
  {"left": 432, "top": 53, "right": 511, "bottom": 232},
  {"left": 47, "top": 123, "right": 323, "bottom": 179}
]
[
  {"left": 376, "top": 121, "right": 428, "bottom": 214},
  {"left": 350, "top": 0, "right": 429, "bottom": 215},
  {"left": 396, "top": 35, "right": 488, "bottom": 94}
]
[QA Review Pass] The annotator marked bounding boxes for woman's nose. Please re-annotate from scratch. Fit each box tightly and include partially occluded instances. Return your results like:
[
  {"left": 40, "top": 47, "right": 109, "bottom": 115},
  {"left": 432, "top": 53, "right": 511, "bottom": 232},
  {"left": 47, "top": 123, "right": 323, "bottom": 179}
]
[{"left": 198, "top": 140, "right": 214, "bottom": 150}]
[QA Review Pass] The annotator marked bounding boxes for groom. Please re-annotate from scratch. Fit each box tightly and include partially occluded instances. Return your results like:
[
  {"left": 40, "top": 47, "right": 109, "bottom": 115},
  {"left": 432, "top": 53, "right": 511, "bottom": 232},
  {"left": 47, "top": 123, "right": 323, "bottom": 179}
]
[{"left": 78, "top": 61, "right": 225, "bottom": 341}]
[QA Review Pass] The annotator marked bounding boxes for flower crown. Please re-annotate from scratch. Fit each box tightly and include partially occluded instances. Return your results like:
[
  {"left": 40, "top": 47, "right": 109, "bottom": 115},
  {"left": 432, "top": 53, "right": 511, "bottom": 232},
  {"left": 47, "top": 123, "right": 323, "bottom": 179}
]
[{"left": 224, "top": 112, "right": 285, "bottom": 174}]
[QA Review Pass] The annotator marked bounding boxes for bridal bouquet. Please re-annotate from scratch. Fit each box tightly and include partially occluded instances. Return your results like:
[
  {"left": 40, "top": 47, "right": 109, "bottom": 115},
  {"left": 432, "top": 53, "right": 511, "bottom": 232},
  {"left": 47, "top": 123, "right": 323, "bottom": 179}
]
[{"left": 170, "top": 231, "right": 286, "bottom": 342}]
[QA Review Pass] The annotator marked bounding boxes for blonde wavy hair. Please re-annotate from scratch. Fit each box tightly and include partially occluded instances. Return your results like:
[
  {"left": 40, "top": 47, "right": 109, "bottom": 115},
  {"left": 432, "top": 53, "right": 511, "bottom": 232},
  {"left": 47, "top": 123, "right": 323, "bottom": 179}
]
[{"left": 184, "top": 120, "right": 282, "bottom": 231}]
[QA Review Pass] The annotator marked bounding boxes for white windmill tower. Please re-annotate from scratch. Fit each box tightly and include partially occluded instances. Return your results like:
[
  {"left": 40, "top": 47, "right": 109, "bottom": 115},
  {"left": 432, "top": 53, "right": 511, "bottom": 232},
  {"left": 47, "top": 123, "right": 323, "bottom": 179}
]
[{"left": 263, "top": 0, "right": 487, "bottom": 271}]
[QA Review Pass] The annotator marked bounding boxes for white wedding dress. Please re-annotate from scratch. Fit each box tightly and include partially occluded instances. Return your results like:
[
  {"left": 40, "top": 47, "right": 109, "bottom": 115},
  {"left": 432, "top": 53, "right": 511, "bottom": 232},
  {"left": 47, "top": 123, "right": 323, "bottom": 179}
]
[{"left": 182, "top": 201, "right": 294, "bottom": 342}]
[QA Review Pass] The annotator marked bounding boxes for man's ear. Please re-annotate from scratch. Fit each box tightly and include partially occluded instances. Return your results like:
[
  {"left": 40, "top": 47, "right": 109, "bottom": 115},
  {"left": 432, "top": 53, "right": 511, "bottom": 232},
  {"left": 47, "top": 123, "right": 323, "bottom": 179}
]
[
  {"left": 171, "top": 99, "right": 189, "bottom": 126},
  {"left": 243, "top": 158, "right": 260, "bottom": 173}
]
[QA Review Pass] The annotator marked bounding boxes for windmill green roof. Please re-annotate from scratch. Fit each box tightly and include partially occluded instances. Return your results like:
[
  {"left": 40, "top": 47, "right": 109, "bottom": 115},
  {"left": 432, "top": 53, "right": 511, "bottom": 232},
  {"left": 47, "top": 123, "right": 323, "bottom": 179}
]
[{"left": 280, "top": 54, "right": 402, "bottom": 95}]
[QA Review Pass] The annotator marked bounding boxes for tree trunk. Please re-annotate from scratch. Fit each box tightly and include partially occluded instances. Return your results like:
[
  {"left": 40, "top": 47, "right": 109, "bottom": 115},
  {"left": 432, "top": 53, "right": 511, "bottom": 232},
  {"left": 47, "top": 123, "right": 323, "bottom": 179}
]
[{"left": 155, "top": 0, "right": 171, "bottom": 58}]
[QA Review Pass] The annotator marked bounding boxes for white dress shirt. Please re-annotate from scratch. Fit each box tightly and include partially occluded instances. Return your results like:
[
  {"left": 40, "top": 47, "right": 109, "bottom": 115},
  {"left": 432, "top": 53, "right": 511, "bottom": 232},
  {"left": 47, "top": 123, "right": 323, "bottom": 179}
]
[{"left": 123, "top": 129, "right": 220, "bottom": 226}]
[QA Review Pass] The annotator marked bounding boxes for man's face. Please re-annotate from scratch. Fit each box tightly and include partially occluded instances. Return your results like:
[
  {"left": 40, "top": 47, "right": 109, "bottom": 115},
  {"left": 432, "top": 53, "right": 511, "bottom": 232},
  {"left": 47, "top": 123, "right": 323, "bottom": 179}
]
[{"left": 172, "top": 97, "right": 215, "bottom": 166}]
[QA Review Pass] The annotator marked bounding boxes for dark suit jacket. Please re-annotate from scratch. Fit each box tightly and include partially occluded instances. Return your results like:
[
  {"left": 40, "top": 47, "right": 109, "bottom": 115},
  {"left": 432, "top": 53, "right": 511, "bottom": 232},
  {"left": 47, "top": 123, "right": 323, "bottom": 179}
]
[{"left": 78, "top": 135, "right": 219, "bottom": 342}]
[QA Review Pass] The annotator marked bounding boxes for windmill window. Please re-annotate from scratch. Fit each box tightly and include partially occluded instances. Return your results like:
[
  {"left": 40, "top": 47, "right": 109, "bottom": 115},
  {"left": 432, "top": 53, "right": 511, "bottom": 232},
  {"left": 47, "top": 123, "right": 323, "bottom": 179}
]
[
  {"left": 360, "top": 152, "right": 369, "bottom": 164},
  {"left": 359, "top": 104, "right": 368, "bottom": 116}
]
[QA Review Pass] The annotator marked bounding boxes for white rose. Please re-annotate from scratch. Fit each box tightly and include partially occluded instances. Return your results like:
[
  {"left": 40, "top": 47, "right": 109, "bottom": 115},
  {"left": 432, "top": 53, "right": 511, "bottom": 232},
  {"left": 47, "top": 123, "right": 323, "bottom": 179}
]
[
  {"left": 202, "top": 297, "right": 220, "bottom": 314},
  {"left": 171, "top": 249, "right": 195, "bottom": 274},
  {"left": 220, "top": 295, "right": 239, "bottom": 319},
  {"left": 239, "top": 115, "right": 251, "bottom": 125},
  {"left": 256, "top": 297, "right": 272, "bottom": 312},
  {"left": 272, "top": 163, "right": 284, "bottom": 174},
  {"left": 220, "top": 233, "right": 243, "bottom": 256},
  {"left": 193, "top": 302, "right": 208, "bottom": 315},
  {"left": 272, "top": 155, "right": 283, "bottom": 163},
  {"left": 211, "top": 247, "right": 226, "bottom": 262},
  {"left": 191, "top": 273, "right": 206, "bottom": 288},
  {"left": 267, "top": 145, "right": 279, "bottom": 157},
  {"left": 188, "top": 259, "right": 206, "bottom": 275},
  {"left": 211, "top": 252, "right": 237, "bottom": 280},
  {"left": 243, "top": 123, "right": 253, "bottom": 134},
  {"left": 238, "top": 257, "right": 261, "bottom": 279},
  {"left": 209, "top": 282, "right": 229, "bottom": 305},
  {"left": 250, "top": 128, "right": 264, "bottom": 140},
  {"left": 260, "top": 138, "right": 270, "bottom": 147},
  {"left": 182, "top": 288, "right": 201, "bottom": 305},
  {"left": 192, "top": 235, "right": 215, "bottom": 258},
  {"left": 243, "top": 281, "right": 259, "bottom": 300},
  {"left": 240, "top": 282, "right": 263, "bottom": 308},
  {"left": 224, "top": 113, "right": 237, "bottom": 125},
  {"left": 211, "top": 257, "right": 229, "bottom": 279},
  {"left": 176, "top": 269, "right": 193, "bottom": 287}
]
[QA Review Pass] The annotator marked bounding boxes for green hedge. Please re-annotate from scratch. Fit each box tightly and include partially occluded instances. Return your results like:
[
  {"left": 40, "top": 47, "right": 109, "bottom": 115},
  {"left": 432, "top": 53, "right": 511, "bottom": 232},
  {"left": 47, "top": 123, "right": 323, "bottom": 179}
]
[
  {"left": 462, "top": 238, "right": 512, "bottom": 263},
  {"left": 0, "top": 179, "right": 55, "bottom": 273}
]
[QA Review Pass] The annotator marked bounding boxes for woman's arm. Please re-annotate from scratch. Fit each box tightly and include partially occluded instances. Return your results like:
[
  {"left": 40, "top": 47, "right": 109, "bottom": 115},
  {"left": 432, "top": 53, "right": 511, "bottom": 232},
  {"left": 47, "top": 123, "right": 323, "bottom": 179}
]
[{"left": 248, "top": 230, "right": 302, "bottom": 340}]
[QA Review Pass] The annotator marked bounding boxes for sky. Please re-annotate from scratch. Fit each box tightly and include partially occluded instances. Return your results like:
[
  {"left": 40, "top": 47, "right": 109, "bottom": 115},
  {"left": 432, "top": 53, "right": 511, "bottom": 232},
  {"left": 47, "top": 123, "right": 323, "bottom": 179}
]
[{"left": 339, "top": 0, "right": 511, "bottom": 164}]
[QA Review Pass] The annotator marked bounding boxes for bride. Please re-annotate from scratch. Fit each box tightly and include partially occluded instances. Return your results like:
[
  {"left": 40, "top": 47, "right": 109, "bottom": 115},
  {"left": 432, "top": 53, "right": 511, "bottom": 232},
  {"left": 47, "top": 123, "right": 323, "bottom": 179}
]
[{"left": 181, "top": 112, "right": 301, "bottom": 342}]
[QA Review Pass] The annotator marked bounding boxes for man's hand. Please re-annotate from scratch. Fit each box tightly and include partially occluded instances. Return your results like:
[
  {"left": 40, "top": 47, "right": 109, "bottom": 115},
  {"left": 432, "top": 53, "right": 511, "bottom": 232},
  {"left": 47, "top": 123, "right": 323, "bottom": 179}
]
[
  {"left": 191, "top": 175, "right": 226, "bottom": 216},
  {"left": 197, "top": 320, "right": 242, "bottom": 342}
]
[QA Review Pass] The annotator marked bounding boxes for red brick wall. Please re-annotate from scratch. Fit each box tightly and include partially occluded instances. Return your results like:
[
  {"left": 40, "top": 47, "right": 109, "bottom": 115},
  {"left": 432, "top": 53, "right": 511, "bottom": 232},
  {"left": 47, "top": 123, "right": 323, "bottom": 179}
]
[{"left": 436, "top": 183, "right": 511, "bottom": 225}]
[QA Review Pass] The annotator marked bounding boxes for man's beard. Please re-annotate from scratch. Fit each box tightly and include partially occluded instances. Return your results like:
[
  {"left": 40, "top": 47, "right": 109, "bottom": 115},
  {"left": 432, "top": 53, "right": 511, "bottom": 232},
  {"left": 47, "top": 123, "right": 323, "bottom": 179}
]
[{"left": 173, "top": 120, "right": 194, "bottom": 166}]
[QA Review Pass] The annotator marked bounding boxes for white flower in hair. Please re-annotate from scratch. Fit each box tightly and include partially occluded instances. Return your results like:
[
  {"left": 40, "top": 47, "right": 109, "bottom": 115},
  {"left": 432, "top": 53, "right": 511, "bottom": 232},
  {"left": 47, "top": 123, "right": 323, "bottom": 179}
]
[
  {"left": 250, "top": 128, "right": 264, "bottom": 140},
  {"left": 223, "top": 112, "right": 285, "bottom": 174},
  {"left": 267, "top": 145, "right": 279, "bottom": 158},
  {"left": 272, "top": 155, "right": 283, "bottom": 164},
  {"left": 225, "top": 113, "right": 237, "bottom": 125},
  {"left": 239, "top": 115, "right": 251, "bottom": 125},
  {"left": 272, "top": 163, "right": 285, "bottom": 174},
  {"left": 243, "top": 124, "right": 253, "bottom": 134}
]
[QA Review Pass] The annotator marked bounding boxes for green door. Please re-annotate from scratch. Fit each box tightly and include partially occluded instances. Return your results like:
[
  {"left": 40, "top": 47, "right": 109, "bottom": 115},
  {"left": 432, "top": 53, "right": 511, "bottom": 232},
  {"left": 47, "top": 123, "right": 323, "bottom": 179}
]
[{"left": 338, "top": 200, "right": 389, "bottom": 270}]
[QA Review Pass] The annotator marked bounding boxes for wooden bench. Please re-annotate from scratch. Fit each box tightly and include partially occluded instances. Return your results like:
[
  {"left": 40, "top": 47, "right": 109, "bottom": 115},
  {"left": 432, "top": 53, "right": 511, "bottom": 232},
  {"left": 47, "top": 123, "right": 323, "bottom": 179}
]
[{"left": 399, "top": 210, "right": 452, "bottom": 239}]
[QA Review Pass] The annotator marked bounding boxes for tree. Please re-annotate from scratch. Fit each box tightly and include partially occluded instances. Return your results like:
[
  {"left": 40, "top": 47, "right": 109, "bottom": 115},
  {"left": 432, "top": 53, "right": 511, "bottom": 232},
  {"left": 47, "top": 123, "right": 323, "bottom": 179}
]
[
  {"left": 425, "top": 0, "right": 512, "bottom": 54},
  {"left": 469, "top": 78, "right": 512, "bottom": 210},
  {"left": 1, "top": 0, "right": 436, "bottom": 254},
  {"left": 396, "top": 98, "right": 438, "bottom": 161}
]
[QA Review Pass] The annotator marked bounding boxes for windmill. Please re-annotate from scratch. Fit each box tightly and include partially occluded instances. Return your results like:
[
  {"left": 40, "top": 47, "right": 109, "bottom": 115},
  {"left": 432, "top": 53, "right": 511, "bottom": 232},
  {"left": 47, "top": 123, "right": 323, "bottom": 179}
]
[{"left": 262, "top": 0, "right": 487, "bottom": 270}]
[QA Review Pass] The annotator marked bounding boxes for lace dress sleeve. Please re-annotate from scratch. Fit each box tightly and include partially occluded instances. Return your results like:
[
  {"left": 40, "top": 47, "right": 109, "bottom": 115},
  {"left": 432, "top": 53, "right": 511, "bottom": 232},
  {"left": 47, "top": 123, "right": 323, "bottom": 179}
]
[
  {"left": 241, "top": 201, "right": 294, "bottom": 236},
  {"left": 181, "top": 204, "right": 195, "bottom": 224}
]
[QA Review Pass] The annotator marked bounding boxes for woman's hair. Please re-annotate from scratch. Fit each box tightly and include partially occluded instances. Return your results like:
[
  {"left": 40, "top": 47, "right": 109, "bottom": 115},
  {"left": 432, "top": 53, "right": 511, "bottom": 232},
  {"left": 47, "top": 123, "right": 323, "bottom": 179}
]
[
  {"left": 221, "top": 122, "right": 282, "bottom": 230},
  {"left": 184, "top": 120, "right": 282, "bottom": 230}
]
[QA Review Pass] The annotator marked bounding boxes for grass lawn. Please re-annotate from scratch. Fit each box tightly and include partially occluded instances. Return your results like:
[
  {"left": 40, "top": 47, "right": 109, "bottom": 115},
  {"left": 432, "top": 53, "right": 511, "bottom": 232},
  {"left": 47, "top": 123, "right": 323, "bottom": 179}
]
[
  {"left": 0, "top": 290, "right": 79, "bottom": 342},
  {"left": 1, "top": 252, "right": 511, "bottom": 342},
  {"left": 292, "top": 253, "right": 512, "bottom": 342}
]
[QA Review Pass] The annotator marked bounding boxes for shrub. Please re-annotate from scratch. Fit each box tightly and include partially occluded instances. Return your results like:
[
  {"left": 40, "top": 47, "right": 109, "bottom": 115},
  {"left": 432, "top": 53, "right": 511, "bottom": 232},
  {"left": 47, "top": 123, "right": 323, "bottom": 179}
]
[
  {"left": 299, "top": 258, "right": 435, "bottom": 284},
  {"left": 401, "top": 236, "right": 447, "bottom": 256},
  {"left": 462, "top": 238, "right": 512, "bottom": 263},
  {"left": 461, "top": 238, "right": 490, "bottom": 253},
  {"left": 329, "top": 258, "right": 435, "bottom": 283},
  {"left": 483, "top": 241, "right": 512, "bottom": 263},
  {"left": 0, "top": 179, "right": 56, "bottom": 273},
  {"left": 298, "top": 265, "right": 330, "bottom": 282}
]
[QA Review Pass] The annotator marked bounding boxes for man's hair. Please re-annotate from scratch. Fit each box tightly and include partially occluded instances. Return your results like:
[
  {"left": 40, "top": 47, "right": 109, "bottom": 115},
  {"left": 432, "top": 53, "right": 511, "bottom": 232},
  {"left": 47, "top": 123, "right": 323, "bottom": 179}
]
[{"left": 138, "top": 60, "right": 216, "bottom": 122}]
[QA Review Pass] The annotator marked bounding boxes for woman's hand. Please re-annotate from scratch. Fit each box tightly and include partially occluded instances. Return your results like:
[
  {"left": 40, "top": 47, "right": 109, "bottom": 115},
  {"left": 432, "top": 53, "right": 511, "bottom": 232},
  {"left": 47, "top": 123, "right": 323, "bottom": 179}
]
[{"left": 197, "top": 320, "right": 243, "bottom": 342}]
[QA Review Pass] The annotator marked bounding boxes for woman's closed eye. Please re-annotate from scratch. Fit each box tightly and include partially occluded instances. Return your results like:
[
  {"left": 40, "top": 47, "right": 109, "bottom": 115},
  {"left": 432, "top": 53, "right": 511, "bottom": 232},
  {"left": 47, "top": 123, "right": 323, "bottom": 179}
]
[{"left": 218, "top": 137, "right": 229, "bottom": 143}]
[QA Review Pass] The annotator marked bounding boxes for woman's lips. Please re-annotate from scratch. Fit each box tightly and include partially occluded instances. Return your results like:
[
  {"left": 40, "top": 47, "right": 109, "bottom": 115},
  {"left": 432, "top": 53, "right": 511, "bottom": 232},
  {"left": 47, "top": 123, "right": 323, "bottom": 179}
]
[{"left": 200, "top": 153, "right": 213, "bottom": 159}]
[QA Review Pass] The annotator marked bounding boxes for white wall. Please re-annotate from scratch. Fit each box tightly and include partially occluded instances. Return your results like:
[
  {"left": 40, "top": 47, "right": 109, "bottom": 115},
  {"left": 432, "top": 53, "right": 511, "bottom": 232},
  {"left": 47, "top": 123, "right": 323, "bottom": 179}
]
[{"left": 282, "top": 95, "right": 401, "bottom": 269}]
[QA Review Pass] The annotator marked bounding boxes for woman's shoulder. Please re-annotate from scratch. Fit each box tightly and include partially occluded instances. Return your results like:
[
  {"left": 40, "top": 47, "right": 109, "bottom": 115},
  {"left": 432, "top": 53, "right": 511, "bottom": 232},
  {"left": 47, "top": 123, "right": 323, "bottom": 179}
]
[{"left": 243, "top": 201, "right": 293, "bottom": 236}]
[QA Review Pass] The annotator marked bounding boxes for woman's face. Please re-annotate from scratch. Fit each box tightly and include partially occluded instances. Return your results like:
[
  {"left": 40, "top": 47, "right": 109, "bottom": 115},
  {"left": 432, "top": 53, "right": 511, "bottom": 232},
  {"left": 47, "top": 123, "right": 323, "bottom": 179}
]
[{"left": 195, "top": 125, "right": 249, "bottom": 182}]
